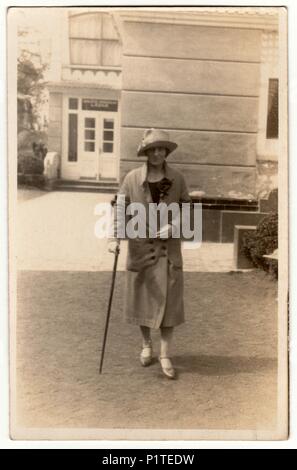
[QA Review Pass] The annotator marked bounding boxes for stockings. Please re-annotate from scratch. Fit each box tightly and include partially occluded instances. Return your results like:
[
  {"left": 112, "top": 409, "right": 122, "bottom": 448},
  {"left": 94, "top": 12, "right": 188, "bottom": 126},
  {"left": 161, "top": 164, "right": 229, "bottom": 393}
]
[{"left": 140, "top": 326, "right": 174, "bottom": 357}]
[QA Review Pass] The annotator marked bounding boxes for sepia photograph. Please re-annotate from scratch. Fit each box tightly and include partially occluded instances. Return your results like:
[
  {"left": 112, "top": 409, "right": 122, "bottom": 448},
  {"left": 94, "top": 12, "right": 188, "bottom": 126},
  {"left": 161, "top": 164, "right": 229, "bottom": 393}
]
[{"left": 7, "top": 5, "right": 288, "bottom": 440}]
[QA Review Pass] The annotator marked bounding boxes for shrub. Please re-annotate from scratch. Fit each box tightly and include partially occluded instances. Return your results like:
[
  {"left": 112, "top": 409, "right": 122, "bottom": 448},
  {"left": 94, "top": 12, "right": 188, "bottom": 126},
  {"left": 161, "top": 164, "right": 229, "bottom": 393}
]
[
  {"left": 18, "top": 139, "right": 47, "bottom": 177},
  {"left": 242, "top": 212, "right": 278, "bottom": 278},
  {"left": 32, "top": 141, "right": 47, "bottom": 160},
  {"left": 18, "top": 129, "right": 48, "bottom": 153},
  {"left": 18, "top": 153, "right": 44, "bottom": 175},
  {"left": 17, "top": 173, "right": 45, "bottom": 188}
]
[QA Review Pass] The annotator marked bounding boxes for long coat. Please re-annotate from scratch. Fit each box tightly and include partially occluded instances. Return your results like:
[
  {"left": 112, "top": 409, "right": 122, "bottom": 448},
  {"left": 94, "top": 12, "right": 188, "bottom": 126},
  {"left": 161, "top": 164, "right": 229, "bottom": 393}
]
[{"left": 116, "top": 162, "right": 191, "bottom": 329}]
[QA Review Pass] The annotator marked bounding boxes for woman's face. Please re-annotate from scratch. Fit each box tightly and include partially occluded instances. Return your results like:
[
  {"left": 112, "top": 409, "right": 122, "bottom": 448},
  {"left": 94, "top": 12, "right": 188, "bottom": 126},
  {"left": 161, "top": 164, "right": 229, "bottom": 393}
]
[{"left": 146, "top": 146, "right": 167, "bottom": 167}]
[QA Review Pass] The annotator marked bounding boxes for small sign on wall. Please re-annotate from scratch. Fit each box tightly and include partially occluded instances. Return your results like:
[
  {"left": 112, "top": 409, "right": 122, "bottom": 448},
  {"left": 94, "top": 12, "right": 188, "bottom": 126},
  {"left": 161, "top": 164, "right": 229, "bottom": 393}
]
[{"left": 82, "top": 99, "right": 118, "bottom": 112}]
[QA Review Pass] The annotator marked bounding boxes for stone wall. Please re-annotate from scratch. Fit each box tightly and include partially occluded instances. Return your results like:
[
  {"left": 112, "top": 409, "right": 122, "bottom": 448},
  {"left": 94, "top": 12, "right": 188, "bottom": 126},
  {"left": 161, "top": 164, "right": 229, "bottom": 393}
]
[{"left": 120, "top": 20, "right": 262, "bottom": 199}]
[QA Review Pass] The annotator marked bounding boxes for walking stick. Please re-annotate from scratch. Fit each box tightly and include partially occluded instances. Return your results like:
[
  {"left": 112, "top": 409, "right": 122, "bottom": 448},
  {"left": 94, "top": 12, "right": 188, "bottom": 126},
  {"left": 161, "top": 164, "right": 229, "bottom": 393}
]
[{"left": 99, "top": 244, "right": 120, "bottom": 374}]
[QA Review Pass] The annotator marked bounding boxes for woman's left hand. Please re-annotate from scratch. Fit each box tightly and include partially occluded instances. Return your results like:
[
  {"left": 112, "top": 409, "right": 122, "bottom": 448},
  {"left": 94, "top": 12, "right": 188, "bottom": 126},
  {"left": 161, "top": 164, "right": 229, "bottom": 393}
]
[{"left": 156, "top": 223, "right": 173, "bottom": 239}]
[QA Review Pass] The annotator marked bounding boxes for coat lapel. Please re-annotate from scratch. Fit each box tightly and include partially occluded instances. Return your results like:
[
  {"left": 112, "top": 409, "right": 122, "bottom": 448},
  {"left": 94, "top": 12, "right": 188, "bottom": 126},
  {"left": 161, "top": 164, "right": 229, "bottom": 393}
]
[{"left": 140, "top": 163, "right": 153, "bottom": 203}]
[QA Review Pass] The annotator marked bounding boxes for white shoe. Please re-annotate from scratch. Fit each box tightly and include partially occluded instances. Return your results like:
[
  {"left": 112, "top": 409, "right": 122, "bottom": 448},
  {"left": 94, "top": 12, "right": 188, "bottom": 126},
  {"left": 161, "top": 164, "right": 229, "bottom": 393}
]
[
  {"left": 159, "top": 356, "right": 176, "bottom": 379},
  {"left": 140, "top": 342, "right": 153, "bottom": 367}
]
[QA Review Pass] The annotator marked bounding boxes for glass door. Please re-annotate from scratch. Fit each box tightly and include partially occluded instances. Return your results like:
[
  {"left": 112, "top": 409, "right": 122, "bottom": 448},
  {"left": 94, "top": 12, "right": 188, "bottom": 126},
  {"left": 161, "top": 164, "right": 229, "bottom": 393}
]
[
  {"left": 79, "top": 114, "right": 98, "bottom": 179},
  {"left": 98, "top": 113, "right": 118, "bottom": 180}
]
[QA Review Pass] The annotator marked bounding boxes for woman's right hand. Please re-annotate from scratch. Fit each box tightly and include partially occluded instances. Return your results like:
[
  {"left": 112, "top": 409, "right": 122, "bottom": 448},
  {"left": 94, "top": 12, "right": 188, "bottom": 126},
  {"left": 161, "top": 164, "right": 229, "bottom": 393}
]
[{"left": 108, "top": 239, "right": 120, "bottom": 254}]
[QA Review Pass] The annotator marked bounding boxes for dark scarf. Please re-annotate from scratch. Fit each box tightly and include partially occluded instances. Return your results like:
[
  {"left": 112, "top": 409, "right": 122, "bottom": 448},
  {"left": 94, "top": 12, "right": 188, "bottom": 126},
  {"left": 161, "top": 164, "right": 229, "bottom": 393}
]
[{"left": 156, "top": 177, "right": 172, "bottom": 199}]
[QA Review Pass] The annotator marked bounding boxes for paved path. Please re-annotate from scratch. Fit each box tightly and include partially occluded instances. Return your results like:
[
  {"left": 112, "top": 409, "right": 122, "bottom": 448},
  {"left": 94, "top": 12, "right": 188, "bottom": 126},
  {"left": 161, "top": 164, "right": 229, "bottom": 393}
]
[{"left": 17, "top": 189, "right": 235, "bottom": 272}]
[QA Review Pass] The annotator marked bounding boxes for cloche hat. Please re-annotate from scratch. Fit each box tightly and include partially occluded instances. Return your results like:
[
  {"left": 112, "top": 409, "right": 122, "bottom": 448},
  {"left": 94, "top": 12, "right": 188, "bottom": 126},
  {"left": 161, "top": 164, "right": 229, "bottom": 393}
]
[{"left": 137, "top": 128, "right": 178, "bottom": 157}]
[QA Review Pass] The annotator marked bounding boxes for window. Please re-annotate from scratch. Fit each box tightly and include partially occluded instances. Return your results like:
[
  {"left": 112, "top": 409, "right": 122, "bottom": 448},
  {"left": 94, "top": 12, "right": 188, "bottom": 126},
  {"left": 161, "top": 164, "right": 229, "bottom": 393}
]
[
  {"left": 104, "top": 119, "right": 114, "bottom": 129},
  {"left": 266, "top": 79, "right": 279, "bottom": 139},
  {"left": 68, "top": 114, "right": 78, "bottom": 161},
  {"left": 85, "top": 142, "right": 95, "bottom": 152},
  {"left": 85, "top": 117, "right": 95, "bottom": 128},
  {"left": 69, "top": 13, "right": 121, "bottom": 66},
  {"left": 85, "top": 130, "right": 95, "bottom": 140},
  {"left": 68, "top": 98, "right": 78, "bottom": 110},
  {"left": 102, "top": 119, "right": 114, "bottom": 153},
  {"left": 84, "top": 117, "right": 96, "bottom": 152}
]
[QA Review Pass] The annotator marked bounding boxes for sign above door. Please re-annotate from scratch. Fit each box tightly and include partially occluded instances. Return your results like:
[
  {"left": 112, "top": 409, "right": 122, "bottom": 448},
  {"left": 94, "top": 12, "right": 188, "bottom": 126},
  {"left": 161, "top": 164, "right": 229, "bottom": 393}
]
[{"left": 82, "top": 99, "right": 118, "bottom": 112}]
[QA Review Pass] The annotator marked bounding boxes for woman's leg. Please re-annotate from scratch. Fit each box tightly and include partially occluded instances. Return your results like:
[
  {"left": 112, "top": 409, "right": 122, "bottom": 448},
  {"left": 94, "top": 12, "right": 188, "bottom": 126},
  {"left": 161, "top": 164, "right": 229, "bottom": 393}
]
[
  {"left": 160, "top": 326, "right": 174, "bottom": 358},
  {"left": 159, "top": 327, "right": 175, "bottom": 378},
  {"left": 140, "top": 325, "right": 151, "bottom": 346},
  {"left": 139, "top": 326, "right": 152, "bottom": 366}
]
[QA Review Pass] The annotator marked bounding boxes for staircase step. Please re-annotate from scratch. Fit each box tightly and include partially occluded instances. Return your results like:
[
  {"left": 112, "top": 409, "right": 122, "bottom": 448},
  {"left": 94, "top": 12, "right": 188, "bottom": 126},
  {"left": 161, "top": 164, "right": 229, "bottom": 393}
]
[
  {"left": 55, "top": 186, "right": 118, "bottom": 193},
  {"left": 55, "top": 183, "right": 118, "bottom": 193},
  {"left": 56, "top": 179, "right": 118, "bottom": 188},
  {"left": 54, "top": 178, "right": 119, "bottom": 193}
]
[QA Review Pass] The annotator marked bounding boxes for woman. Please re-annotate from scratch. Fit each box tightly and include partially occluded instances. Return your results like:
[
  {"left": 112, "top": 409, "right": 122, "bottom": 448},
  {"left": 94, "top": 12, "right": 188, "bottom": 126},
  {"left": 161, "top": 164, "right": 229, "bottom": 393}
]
[{"left": 109, "top": 129, "right": 191, "bottom": 379}]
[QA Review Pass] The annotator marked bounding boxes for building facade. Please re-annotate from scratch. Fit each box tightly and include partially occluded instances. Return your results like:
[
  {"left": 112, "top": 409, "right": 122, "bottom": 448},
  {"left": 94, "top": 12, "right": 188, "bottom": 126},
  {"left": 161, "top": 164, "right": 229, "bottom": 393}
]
[{"left": 47, "top": 7, "right": 280, "bottom": 199}]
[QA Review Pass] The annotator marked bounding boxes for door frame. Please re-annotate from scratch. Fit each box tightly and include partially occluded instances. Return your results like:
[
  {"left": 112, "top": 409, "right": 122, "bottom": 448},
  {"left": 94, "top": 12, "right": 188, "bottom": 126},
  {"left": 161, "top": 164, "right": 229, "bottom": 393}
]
[{"left": 61, "top": 93, "right": 121, "bottom": 182}]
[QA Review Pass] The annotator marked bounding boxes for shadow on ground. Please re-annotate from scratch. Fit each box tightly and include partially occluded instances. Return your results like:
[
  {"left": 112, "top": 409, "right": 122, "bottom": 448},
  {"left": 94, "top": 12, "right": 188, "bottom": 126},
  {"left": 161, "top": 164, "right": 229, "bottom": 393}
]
[{"left": 175, "top": 355, "right": 277, "bottom": 376}]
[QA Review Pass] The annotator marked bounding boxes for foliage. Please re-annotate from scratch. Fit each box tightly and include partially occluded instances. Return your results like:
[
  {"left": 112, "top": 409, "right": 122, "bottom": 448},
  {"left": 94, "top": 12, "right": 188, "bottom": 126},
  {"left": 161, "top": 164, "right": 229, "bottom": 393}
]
[
  {"left": 18, "top": 53, "right": 47, "bottom": 97},
  {"left": 18, "top": 138, "right": 47, "bottom": 176},
  {"left": 18, "top": 129, "right": 48, "bottom": 185},
  {"left": 18, "top": 152, "right": 44, "bottom": 175},
  {"left": 17, "top": 30, "right": 48, "bottom": 189},
  {"left": 17, "top": 51, "right": 48, "bottom": 130},
  {"left": 18, "top": 173, "right": 45, "bottom": 188},
  {"left": 32, "top": 141, "right": 47, "bottom": 159},
  {"left": 242, "top": 212, "right": 278, "bottom": 278},
  {"left": 18, "top": 129, "right": 48, "bottom": 152}
]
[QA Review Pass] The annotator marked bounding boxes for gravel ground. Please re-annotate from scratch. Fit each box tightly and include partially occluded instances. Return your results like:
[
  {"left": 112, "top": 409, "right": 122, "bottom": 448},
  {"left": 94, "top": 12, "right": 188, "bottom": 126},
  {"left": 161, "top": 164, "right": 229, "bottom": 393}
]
[{"left": 16, "top": 269, "right": 278, "bottom": 431}]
